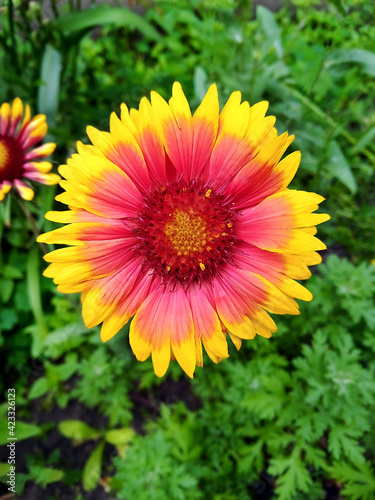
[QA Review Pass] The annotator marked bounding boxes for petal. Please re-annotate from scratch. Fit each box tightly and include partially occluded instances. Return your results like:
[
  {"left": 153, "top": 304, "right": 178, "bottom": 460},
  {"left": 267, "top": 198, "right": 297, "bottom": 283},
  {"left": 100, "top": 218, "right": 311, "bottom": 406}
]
[
  {"left": 44, "top": 241, "right": 140, "bottom": 290},
  {"left": 237, "top": 189, "right": 328, "bottom": 253},
  {"left": 38, "top": 221, "right": 134, "bottom": 245},
  {"left": 23, "top": 171, "right": 60, "bottom": 185},
  {"left": 191, "top": 84, "right": 219, "bottom": 178},
  {"left": 208, "top": 93, "right": 277, "bottom": 185},
  {"left": 0, "top": 181, "right": 12, "bottom": 201},
  {"left": 25, "top": 142, "right": 55, "bottom": 160},
  {"left": 21, "top": 114, "right": 48, "bottom": 149},
  {"left": 130, "top": 285, "right": 196, "bottom": 378},
  {"left": 124, "top": 99, "right": 166, "bottom": 184},
  {"left": 45, "top": 209, "right": 115, "bottom": 224},
  {"left": 57, "top": 154, "right": 143, "bottom": 219},
  {"left": 208, "top": 97, "right": 251, "bottom": 183},
  {"left": 79, "top": 253, "right": 148, "bottom": 329},
  {"left": 23, "top": 161, "right": 53, "bottom": 173},
  {"left": 105, "top": 116, "right": 152, "bottom": 192},
  {"left": 0, "top": 102, "right": 11, "bottom": 134},
  {"left": 213, "top": 266, "right": 298, "bottom": 339},
  {"left": 13, "top": 179, "right": 34, "bottom": 200},
  {"left": 213, "top": 276, "right": 256, "bottom": 339},
  {"left": 100, "top": 272, "right": 157, "bottom": 342},
  {"left": 235, "top": 243, "right": 313, "bottom": 301},
  {"left": 9, "top": 97, "right": 23, "bottom": 135},
  {"left": 188, "top": 282, "right": 229, "bottom": 361},
  {"left": 151, "top": 82, "right": 193, "bottom": 179},
  {"left": 229, "top": 146, "right": 299, "bottom": 210}
]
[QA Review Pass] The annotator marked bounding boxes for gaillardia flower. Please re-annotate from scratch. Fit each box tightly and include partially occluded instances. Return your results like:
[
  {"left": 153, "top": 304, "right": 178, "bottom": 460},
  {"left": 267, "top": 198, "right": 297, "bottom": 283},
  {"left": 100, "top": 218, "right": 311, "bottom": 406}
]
[
  {"left": 38, "top": 83, "right": 329, "bottom": 377},
  {"left": 0, "top": 98, "right": 59, "bottom": 201}
]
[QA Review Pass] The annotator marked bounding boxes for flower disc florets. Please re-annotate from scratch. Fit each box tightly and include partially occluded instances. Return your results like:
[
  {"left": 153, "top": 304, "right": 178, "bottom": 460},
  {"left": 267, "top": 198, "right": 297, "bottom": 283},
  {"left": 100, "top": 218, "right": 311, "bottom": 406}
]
[
  {"left": 136, "top": 180, "right": 237, "bottom": 286},
  {"left": 0, "top": 136, "right": 24, "bottom": 182}
]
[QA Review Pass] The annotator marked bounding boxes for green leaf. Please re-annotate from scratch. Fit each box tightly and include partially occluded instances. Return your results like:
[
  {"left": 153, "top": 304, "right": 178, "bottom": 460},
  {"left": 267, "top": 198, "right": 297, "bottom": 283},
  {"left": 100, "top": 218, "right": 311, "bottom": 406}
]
[
  {"left": 58, "top": 420, "right": 101, "bottom": 443},
  {"left": 105, "top": 428, "right": 134, "bottom": 446},
  {"left": 242, "top": 391, "right": 285, "bottom": 419},
  {"left": 329, "top": 426, "right": 365, "bottom": 465},
  {"left": 43, "top": 468, "right": 63, "bottom": 484},
  {"left": 269, "top": 450, "right": 312, "bottom": 500},
  {"left": 0, "top": 462, "right": 12, "bottom": 476},
  {"left": 326, "top": 49, "right": 375, "bottom": 76},
  {"left": 40, "top": 184, "right": 58, "bottom": 233},
  {"left": 29, "top": 377, "right": 49, "bottom": 400},
  {"left": 193, "top": 66, "right": 208, "bottom": 101},
  {"left": 352, "top": 126, "right": 375, "bottom": 154},
  {"left": 83, "top": 440, "right": 105, "bottom": 491},
  {"left": 0, "top": 278, "right": 14, "bottom": 303},
  {"left": 38, "top": 45, "right": 61, "bottom": 130},
  {"left": 55, "top": 6, "right": 162, "bottom": 41},
  {"left": 57, "top": 392, "right": 70, "bottom": 409},
  {"left": 0, "top": 420, "right": 41, "bottom": 445},
  {"left": 27, "top": 245, "right": 48, "bottom": 355},
  {"left": 0, "top": 194, "right": 11, "bottom": 229},
  {"left": 2, "top": 264, "right": 23, "bottom": 279},
  {"left": 43, "top": 322, "right": 90, "bottom": 358},
  {"left": 257, "top": 6, "right": 283, "bottom": 58},
  {"left": 331, "top": 462, "right": 375, "bottom": 500},
  {"left": 237, "top": 440, "right": 264, "bottom": 474},
  {"left": 29, "top": 465, "right": 64, "bottom": 487},
  {"left": 326, "top": 0, "right": 346, "bottom": 14},
  {"left": 55, "top": 353, "right": 79, "bottom": 381},
  {"left": 0, "top": 308, "right": 18, "bottom": 331},
  {"left": 327, "top": 140, "right": 357, "bottom": 193}
]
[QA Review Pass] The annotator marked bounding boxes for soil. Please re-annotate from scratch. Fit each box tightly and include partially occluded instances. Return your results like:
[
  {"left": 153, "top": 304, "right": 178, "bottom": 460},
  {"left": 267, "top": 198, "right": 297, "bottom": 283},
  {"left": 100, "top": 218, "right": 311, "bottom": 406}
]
[
  {"left": 0, "top": 373, "right": 342, "bottom": 500},
  {"left": 0, "top": 376, "right": 202, "bottom": 500}
]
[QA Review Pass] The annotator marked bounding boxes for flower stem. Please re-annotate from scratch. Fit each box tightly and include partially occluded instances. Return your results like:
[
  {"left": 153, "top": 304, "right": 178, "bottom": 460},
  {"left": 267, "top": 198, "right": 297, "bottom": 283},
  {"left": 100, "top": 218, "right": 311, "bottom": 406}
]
[{"left": 15, "top": 197, "right": 48, "bottom": 255}]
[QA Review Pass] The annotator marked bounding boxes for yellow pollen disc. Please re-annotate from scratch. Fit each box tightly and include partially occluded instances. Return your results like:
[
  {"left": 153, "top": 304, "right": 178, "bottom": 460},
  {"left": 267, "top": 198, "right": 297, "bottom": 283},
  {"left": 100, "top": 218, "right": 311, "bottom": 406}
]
[
  {"left": 199, "top": 262, "right": 205, "bottom": 271},
  {"left": 165, "top": 209, "right": 207, "bottom": 256},
  {"left": 205, "top": 189, "right": 211, "bottom": 198},
  {"left": 0, "top": 141, "right": 10, "bottom": 171}
]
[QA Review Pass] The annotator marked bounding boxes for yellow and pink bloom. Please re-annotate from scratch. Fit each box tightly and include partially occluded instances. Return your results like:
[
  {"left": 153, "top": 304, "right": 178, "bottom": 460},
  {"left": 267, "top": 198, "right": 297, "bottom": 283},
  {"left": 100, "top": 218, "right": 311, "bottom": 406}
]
[
  {"left": 38, "top": 83, "right": 329, "bottom": 377},
  {"left": 0, "top": 98, "right": 59, "bottom": 201}
]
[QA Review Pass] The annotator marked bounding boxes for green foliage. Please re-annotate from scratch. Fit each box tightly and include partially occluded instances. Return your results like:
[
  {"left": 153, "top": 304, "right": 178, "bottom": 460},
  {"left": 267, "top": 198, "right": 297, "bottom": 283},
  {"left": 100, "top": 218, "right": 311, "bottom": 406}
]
[
  {"left": 1, "top": 0, "right": 374, "bottom": 499},
  {"left": 0, "top": 404, "right": 41, "bottom": 445},
  {"left": 28, "top": 352, "right": 79, "bottom": 407},
  {"left": 112, "top": 424, "right": 203, "bottom": 500},
  {"left": 111, "top": 256, "right": 375, "bottom": 500},
  {"left": 331, "top": 462, "right": 375, "bottom": 500},
  {"left": 72, "top": 343, "right": 133, "bottom": 427},
  {"left": 82, "top": 441, "right": 105, "bottom": 492},
  {"left": 58, "top": 419, "right": 134, "bottom": 491},
  {"left": 58, "top": 420, "right": 101, "bottom": 444},
  {"left": 27, "top": 464, "right": 64, "bottom": 488}
]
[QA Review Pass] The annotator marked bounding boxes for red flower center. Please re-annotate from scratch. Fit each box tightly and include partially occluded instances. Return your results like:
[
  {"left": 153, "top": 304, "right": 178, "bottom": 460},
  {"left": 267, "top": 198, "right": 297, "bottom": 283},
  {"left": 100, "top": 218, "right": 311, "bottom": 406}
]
[
  {"left": 136, "top": 180, "right": 238, "bottom": 286},
  {"left": 0, "top": 135, "right": 24, "bottom": 183}
]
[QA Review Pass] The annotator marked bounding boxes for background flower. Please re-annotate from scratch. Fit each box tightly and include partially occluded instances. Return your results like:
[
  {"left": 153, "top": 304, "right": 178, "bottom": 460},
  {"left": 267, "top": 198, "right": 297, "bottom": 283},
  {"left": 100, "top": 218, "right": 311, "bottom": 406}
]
[
  {"left": 0, "top": 98, "right": 59, "bottom": 201},
  {"left": 39, "top": 83, "right": 329, "bottom": 378}
]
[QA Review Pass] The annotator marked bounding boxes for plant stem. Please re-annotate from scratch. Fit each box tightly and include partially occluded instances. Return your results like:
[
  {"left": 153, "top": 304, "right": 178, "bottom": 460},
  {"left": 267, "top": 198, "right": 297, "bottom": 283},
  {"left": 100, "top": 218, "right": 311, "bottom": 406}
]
[
  {"left": 7, "top": 0, "right": 20, "bottom": 72},
  {"left": 50, "top": 0, "right": 59, "bottom": 18},
  {"left": 15, "top": 197, "right": 48, "bottom": 255},
  {"left": 286, "top": 86, "right": 375, "bottom": 166}
]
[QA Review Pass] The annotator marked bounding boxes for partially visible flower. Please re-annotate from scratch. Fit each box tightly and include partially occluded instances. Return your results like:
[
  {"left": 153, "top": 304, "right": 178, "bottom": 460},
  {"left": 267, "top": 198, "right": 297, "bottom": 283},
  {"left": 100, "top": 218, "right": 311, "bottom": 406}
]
[
  {"left": 0, "top": 98, "right": 59, "bottom": 201},
  {"left": 38, "top": 83, "right": 330, "bottom": 378}
]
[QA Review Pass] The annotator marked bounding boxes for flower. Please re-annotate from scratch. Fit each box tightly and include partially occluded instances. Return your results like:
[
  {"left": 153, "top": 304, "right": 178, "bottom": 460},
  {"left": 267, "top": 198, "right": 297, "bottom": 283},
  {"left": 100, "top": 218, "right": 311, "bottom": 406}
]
[
  {"left": 38, "top": 83, "right": 329, "bottom": 378},
  {"left": 0, "top": 98, "right": 59, "bottom": 201}
]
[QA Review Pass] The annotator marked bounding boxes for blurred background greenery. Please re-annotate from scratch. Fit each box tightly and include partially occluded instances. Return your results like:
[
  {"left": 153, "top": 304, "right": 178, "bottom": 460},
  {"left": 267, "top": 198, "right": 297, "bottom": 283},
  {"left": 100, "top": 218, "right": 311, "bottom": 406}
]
[{"left": 0, "top": 0, "right": 375, "bottom": 499}]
